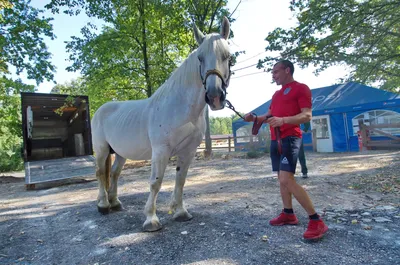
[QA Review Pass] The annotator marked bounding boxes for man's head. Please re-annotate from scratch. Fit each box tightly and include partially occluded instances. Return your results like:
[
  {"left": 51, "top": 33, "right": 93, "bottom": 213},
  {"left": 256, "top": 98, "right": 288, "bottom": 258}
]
[{"left": 272, "top": 60, "right": 295, "bottom": 86}]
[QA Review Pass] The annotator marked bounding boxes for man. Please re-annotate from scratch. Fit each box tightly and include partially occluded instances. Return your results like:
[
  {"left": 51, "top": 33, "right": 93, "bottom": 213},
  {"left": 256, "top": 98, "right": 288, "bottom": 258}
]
[
  {"left": 244, "top": 60, "right": 328, "bottom": 240},
  {"left": 298, "top": 122, "right": 310, "bottom": 178}
]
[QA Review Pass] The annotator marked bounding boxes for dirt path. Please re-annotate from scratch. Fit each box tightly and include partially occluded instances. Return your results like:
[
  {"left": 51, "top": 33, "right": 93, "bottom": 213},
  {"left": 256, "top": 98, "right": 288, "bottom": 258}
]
[{"left": 0, "top": 150, "right": 399, "bottom": 265}]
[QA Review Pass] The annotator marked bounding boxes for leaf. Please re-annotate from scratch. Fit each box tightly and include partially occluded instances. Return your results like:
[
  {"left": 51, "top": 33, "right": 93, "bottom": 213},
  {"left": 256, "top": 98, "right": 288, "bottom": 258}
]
[{"left": 260, "top": 0, "right": 400, "bottom": 92}]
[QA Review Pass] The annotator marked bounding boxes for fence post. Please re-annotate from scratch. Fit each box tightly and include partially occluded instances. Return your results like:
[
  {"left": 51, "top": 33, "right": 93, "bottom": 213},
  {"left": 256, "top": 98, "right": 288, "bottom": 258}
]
[
  {"left": 358, "top": 120, "right": 368, "bottom": 151},
  {"left": 228, "top": 136, "right": 231, "bottom": 153},
  {"left": 312, "top": 128, "right": 317, "bottom": 152}
]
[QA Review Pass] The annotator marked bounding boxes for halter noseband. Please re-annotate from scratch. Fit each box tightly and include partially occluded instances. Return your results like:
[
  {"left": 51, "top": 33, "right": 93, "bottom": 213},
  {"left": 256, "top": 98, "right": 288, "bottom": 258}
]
[
  {"left": 199, "top": 62, "right": 232, "bottom": 102},
  {"left": 201, "top": 68, "right": 231, "bottom": 90}
]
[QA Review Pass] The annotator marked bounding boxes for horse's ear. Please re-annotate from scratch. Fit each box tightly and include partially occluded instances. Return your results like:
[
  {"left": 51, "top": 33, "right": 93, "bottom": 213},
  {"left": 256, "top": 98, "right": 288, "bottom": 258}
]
[
  {"left": 220, "top": 16, "right": 230, "bottom": 40},
  {"left": 193, "top": 24, "right": 205, "bottom": 45}
]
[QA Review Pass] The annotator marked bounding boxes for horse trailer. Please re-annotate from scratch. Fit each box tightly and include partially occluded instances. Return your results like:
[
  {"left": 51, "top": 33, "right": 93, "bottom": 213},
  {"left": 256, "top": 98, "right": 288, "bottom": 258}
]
[{"left": 21, "top": 92, "right": 96, "bottom": 189}]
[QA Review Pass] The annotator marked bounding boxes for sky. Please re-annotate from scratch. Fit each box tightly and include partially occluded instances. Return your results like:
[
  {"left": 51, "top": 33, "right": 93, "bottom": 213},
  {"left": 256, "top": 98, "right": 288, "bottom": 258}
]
[{"left": 18, "top": 0, "right": 347, "bottom": 118}]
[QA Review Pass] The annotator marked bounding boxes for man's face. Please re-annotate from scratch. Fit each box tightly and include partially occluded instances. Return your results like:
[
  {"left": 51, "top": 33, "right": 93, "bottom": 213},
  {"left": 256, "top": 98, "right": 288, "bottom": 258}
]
[{"left": 272, "top": 63, "right": 290, "bottom": 85}]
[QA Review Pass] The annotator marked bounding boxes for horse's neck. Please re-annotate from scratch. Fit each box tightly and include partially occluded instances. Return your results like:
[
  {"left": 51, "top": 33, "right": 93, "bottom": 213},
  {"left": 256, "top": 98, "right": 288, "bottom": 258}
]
[{"left": 151, "top": 52, "right": 206, "bottom": 120}]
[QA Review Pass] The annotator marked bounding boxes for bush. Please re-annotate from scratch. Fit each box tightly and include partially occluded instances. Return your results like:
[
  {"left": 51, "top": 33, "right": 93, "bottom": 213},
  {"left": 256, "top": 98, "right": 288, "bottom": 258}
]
[
  {"left": 246, "top": 150, "right": 264, "bottom": 159},
  {"left": 0, "top": 141, "right": 24, "bottom": 172}
]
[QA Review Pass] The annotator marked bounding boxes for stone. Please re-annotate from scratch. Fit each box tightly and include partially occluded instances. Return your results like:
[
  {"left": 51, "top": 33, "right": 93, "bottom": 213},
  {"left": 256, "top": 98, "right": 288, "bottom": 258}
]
[
  {"left": 374, "top": 217, "right": 392, "bottom": 223},
  {"left": 382, "top": 205, "right": 396, "bottom": 210},
  {"left": 365, "top": 194, "right": 382, "bottom": 201}
]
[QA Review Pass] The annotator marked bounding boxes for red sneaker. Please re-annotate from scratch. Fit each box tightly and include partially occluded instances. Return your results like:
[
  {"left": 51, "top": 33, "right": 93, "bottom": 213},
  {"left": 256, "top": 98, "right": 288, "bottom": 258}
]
[
  {"left": 303, "top": 218, "right": 328, "bottom": 240},
  {"left": 269, "top": 212, "right": 299, "bottom": 226}
]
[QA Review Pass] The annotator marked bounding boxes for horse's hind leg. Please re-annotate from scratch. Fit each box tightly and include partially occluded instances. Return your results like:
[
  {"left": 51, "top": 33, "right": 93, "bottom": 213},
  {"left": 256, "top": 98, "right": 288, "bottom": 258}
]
[
  {"left": 170, "top": 151, "right": 195, "bottom": 222},
  {"left": 108, "top": 154, "right": 126, "bottom": 211},
  {"left": 96, "top": 151, "right": 111, "bottom": 214},
  {"left": 143, "top": 147, "right": 170, "bottom": 232}
]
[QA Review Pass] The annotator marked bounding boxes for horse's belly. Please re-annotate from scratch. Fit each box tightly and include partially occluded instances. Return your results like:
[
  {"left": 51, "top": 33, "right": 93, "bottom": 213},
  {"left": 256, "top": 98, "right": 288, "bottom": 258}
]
[{"left": 109, "top": 136, "right": 152, "bottom": 160}]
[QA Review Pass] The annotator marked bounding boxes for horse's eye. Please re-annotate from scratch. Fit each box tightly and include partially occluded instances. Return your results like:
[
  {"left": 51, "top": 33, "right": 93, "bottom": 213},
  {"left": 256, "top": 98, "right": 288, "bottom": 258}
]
[
  {"left": 228, "top": 58, "right": 234, "bottom": 67},
  {"left": 198, "top": 56, "right": 203, "bottom": 63}
]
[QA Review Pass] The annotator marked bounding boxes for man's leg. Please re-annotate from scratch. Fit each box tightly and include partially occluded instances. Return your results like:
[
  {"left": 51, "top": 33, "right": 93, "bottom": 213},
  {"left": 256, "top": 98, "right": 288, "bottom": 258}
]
[
  {"left": 298, "top": 140, "right": 308, "bottom": 177},
  {"left": 275, "top": 137, "right": 328, "bottom": 239},
  {"left": 269, "top": 139, "right": 298, "bottom": 226},
  {"left": 278, "top": 170, "right": 315, "bottom": 215}
]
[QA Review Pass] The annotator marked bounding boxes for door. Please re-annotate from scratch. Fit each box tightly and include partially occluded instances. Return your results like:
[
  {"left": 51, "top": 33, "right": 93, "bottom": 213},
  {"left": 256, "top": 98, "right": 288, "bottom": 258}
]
[
  {"left": 312, "top": 115, "right": 334, "bottom": 152},
  {"left": 24, "top": 155, "right": 96, "bottom": 184}
]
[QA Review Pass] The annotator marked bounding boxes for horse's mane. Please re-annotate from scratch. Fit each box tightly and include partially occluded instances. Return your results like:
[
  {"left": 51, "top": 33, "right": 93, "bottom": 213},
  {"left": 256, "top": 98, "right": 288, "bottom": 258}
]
[{"left": 151, "top": 33, "right": 230, "bottom": 102}]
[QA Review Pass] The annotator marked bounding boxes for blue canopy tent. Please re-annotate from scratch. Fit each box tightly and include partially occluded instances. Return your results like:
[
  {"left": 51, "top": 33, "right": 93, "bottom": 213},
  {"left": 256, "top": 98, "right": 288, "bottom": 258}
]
[{"left": 232, "top": 82, "right": 400, "bottom": 152}]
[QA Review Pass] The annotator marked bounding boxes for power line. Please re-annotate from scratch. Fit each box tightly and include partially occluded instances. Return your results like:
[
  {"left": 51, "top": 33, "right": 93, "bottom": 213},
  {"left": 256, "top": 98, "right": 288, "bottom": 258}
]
[
  {"left": 231, "top": 71, "right": 267, "bottom": 79},
  {"left": 235, "top": 51, "right": 267, "bottom": 65},
  {"left": 232, "top": 63, "right": 259, "bottom": 72}
]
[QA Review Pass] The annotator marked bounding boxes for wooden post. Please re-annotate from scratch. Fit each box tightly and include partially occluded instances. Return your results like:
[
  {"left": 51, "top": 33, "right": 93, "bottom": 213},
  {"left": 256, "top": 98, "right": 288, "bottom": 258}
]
[
  {"left": 312, "top": 128, "right": 317, "bottom": 152},
  {"left": 228, "top": 136, "right": 231, "bottom": 153},
  {"left": 204, "top": 108, "right": 212, "bottom": 157},
  {"left": 358, "top": 120, "right": 368, "bottom": 151},
  {"left": 249, "top": 134, "right": 254, "bottom": 151}
]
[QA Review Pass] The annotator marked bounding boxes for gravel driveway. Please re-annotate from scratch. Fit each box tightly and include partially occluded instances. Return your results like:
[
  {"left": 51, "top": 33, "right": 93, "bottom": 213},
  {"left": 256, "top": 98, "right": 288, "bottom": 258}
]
[{"left": 0, "top": 150, "right": 399, "bottom": 265}]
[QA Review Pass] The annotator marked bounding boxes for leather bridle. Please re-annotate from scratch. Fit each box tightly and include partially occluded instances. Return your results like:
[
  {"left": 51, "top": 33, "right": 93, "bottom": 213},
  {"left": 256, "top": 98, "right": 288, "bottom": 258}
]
[
  {"left": 199, "top": 60, "right": 232, "bottom": 104},
  {"left": 198, "top": 59, "right": 282, "bottom": 155}
]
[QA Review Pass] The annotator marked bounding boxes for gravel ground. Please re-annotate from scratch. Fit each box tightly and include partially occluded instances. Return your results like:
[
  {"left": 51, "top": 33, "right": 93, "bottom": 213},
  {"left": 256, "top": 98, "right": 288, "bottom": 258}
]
[{"left": 0, "top": 150, "right": 399, "bottom": 265}]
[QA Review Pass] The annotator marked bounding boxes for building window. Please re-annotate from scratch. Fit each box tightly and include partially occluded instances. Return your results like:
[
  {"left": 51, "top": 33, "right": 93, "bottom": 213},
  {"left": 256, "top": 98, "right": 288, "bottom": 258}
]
[
  {"left": 352, "top": 110, "right": 400, "bottom": 136},
  {"left": 312, "top": 117, "right": 330, "bottom": 139}
]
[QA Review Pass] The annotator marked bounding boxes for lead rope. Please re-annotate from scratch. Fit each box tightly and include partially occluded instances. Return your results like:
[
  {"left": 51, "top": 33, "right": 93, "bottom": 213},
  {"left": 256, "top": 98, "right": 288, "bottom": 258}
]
[{"left": 225, "top": 100, "right": 282, "bottom": 154}]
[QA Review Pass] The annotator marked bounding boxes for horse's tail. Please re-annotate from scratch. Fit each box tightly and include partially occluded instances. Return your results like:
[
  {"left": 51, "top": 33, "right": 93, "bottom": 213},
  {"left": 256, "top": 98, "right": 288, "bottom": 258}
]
[{"left": 105, "top": 153, "right": 112, "bottom": 192}]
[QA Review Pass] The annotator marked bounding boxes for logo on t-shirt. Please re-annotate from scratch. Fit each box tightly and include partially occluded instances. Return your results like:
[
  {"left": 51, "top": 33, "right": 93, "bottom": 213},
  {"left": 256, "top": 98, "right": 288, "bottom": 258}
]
[{"left": 284, "top": 87, "right": 291, "bottom": 95}]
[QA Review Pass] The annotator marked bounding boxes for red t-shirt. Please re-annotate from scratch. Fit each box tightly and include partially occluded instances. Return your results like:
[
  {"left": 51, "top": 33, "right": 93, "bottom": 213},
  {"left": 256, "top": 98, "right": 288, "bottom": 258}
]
[{"left": 269, "top": 81, "right": 312, "bottom": 140}]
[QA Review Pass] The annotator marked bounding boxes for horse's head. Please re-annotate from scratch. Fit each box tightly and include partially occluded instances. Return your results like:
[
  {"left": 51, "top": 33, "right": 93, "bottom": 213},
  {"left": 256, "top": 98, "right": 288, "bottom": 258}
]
[{"left": 194, "top": 17, "right": 231, "bottom": 111}]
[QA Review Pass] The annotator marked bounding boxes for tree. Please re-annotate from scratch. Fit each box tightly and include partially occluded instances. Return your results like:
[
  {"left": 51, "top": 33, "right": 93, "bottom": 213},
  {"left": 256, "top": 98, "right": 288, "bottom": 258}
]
[
  {"left": 209, "top": 116, "right": 237, "bottom": 135},
  {"left": 0, "top": 1, "right": 55, "bottom": 171},
  {"left": 1, "top": 0, "right": 55, "bottom": 83},
  {"left": 47, "top": 0, "right": 240, "bottom": 157},
  {"left": 46, "top": 0, "right": 237, "bottom": 112},
  {"left": 259, "top": 0, "right": 400, "bottom": 92},
  {"left": 0, "top": 77, "right": 35, "bottom": 171}
]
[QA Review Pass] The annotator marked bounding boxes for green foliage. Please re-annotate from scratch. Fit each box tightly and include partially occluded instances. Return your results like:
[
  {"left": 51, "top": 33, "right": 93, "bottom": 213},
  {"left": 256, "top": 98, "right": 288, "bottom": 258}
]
[
  {"left": 46, "top": 0, "right": 232, "bottom": 111},
  {"left": 1, "top": 0, "right": 56, "bottom": 83},
  {"left": 259, "top": 0, "right": 400, "bottom": 92},
  {"left": 0, "top": 77, "right": 35, "bottom": 172},
  {"left": 209, "top": 114, "right": 241, "bottom": 135},
  {"left": 54, "top": 95, "right": 75, "bottom": 116},
  {"left": 246, "top": 150, "right": 264, "bottom": 159},
  {"left": 0, "top": 1, "right": 55, "bottom": 171}
]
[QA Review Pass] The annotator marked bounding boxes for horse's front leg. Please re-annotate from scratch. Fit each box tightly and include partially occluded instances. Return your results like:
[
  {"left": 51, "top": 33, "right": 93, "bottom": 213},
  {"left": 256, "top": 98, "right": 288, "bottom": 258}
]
[
  {"left": 169, "top": 151, "right": 196, "bottom": 222},
  {"left": 143, "top": 147, "right": 170, "bottom": 232},
  {"left": 96, "top": 152, "right": 111, "bottom": 214},
  {"left": 108, "top": 154, "right": 126, "bottom": 211}
]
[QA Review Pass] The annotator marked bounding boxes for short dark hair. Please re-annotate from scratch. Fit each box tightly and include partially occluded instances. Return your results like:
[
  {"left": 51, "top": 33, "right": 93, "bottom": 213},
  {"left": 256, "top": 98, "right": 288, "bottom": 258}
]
[{"left": 274, "top": 60, "right": 294, "bottom": 75}]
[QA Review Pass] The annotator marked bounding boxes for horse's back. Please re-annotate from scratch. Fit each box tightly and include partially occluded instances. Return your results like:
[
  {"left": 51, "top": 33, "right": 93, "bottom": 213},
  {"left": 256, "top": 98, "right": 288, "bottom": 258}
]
[{"left": 91, "top": 100, "right": 152, "bottom": 159}]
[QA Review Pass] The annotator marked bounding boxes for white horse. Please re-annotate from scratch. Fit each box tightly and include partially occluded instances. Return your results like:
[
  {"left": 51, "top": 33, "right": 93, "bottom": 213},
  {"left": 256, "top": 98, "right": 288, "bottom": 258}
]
[{"left": 91, "top": 17, "right": 231, "bottom": 231}]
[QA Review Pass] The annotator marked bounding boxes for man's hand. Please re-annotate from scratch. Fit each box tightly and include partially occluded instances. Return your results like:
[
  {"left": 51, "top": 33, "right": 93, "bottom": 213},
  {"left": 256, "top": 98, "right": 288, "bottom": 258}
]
[
  {"left": 267, "top": 116, "right": 284, "bottom": 127},
  {"left": 244, "top": 113, "right": 255, "bottom": 122}
]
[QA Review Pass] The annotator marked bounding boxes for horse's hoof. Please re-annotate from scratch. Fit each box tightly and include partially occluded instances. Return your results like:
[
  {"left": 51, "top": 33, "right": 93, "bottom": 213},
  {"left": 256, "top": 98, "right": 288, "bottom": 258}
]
[
  {"left": 173, "top": 211, "right": 193, "bottom": 222},
  {"left": 97, "top": 206, "right": 110, "bottom": 215},
  {"left": 143, "top": 220, "right": 162, "bottom": 232},
  {"left": 110, "top": 203, "right": 124, "bottom": 211}
]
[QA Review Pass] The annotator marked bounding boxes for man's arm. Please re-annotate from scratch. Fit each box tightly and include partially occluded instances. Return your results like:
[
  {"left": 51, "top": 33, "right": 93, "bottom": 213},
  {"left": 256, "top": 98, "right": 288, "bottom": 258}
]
[
  {"left": 244, "top": 109, "right": 272, "bottom": 122},
  {"left": 283, "top": 108, "right": 312, "bottom": 124},
  {"left": 267, "top": 108, "right": 312, "bottom": 128},
  {"left": 259, "top": 109, "right": 272, "bottom": 120}
]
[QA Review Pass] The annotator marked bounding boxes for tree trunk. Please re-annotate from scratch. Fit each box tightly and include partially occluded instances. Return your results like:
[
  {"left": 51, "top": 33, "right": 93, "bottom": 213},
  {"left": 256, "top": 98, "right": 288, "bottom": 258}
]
[
  {"left": 204, "top": 107, "right": 212, "bottom": 157},
  {"left": 138, "top": 0, "right": 153, "bottom": 97}
]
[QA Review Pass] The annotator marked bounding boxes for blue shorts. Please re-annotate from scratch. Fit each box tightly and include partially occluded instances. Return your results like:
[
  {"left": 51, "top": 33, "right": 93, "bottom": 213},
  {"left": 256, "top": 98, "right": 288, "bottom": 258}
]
[{"left": 270, "top": 136, "right": 301, "bottom": 174}]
